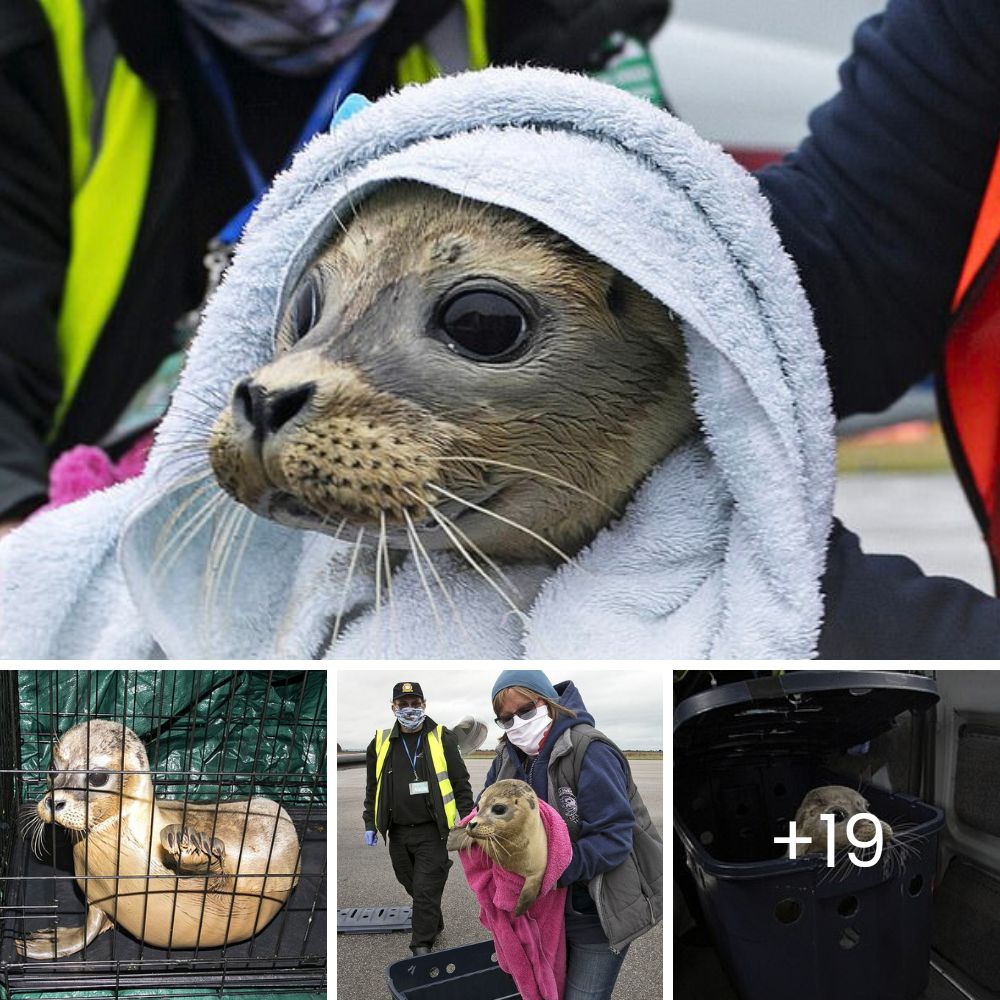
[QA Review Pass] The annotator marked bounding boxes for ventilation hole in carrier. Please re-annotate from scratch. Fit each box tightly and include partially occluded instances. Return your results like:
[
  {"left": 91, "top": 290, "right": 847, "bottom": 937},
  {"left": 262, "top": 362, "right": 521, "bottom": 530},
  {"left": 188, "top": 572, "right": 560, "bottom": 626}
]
[
  {"left": 839, "top": 927, "right": 861, "bottom": 950},
  {"left": 700, "top": 830, "right": 714, "bottom": 846},
  {"left": 908, "top": 875, "right": 924, "bottom": 897},
  {"left": 774, "top": 783, "right": 787, "bottom": 796},
  {"left": 774, "top": 899, "right": 802, "bottom": 924},
  {"left": 446, "top": 964, "right": 456, "bottom": 974},
  {"left": 837, "top": 896, "right": 859, "bottom": 918}
]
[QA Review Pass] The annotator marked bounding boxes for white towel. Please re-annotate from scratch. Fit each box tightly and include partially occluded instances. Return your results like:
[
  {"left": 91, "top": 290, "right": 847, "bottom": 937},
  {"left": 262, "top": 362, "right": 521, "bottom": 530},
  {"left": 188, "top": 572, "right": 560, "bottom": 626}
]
[{"left": 0, "top": 66, "right": 834, "bottom": 659}]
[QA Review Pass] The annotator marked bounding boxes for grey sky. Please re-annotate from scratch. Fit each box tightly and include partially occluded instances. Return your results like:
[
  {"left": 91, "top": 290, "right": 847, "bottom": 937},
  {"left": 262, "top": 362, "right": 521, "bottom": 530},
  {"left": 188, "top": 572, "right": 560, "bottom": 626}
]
[{"left": 336, "top": 668, "right": 664, "bottom": 752}]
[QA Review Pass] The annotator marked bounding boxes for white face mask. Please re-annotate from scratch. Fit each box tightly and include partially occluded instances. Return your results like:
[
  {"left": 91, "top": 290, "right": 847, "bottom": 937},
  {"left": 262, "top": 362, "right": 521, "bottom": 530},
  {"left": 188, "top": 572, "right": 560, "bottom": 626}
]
[{"left": 505, "top": 707, "right": 552, "bottom": 756}]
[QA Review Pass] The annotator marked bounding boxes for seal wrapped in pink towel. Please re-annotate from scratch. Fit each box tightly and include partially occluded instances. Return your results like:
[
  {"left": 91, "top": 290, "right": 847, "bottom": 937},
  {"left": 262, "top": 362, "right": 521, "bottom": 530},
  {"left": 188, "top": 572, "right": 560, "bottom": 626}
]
[{"left": 452, "top": 787, "right": 573, "bottom": 1000}]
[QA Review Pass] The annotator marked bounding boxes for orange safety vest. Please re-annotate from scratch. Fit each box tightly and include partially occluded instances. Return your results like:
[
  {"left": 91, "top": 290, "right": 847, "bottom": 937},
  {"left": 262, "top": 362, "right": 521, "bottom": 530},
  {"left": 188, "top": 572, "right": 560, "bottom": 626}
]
[{"left": 944, "top": 142, "right": 1000, "bottom": 589}]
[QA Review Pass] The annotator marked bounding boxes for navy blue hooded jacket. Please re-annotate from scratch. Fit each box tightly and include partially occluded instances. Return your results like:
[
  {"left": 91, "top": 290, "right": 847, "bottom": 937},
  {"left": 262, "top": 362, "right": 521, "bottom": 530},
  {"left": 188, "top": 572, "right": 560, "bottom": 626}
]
[
  {"left": 482, "top": 680, "right": 634, "bottom": 943},
  {"left": 756, "top": 0, "right": 1000, "bottom": 655}
]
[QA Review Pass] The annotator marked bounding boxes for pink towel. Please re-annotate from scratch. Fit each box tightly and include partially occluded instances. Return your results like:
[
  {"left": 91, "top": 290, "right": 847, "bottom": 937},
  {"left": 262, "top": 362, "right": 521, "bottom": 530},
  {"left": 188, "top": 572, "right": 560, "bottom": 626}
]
[
  {"left": 31, "top": 434, "right": 153, "bottom": 517},
  {"left": 457, "top": 799, "right": 572, "bottom": 1000}
]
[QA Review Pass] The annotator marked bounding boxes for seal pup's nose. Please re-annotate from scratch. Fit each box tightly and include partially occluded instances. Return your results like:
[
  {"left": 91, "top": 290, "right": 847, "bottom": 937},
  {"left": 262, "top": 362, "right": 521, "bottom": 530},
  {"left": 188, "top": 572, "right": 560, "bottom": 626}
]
[{"left": 233, "top": 380, "right": 315, "bottom": 439}]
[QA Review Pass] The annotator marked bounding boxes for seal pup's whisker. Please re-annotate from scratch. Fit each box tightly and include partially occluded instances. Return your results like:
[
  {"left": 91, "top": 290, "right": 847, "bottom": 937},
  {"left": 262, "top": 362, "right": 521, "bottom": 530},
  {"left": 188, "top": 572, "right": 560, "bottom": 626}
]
[
  {"left": 330, "top": 526, "right": 366, "bottom": 653},
  {"left": 420, "top": 487, "right": 523, "bottom": 598},
  {"left": 402, "top": 511, "right": 444, "bottom": 639},
  {"left": 402, "top": 508, "right": 469, "bottom": 641},
  {"left": 18, "top": 805, "right": 50, "bottom": 859},
  {"left": 223, "top": 507, "right": 256, "bottom": 617},
  {"left": 200, "top": 499, "right": 243, "bottom": 645},
  {"left": 373, "top": 515, "right": 388, "bottom": 658},
  {"left": 150, "top": 474, "right": 217, "bottom": 557},
  {"left": 436, "top": 456, "right": 620, "bottom": 515},
  {"left": 404, "top": 489, "right": 527, "bottom": 627},
  {"left": 380, "top": 512, "right": 397, "bottom": 646},
  {"left": 151, "top": 487, "right": 226, "bottom": 582},
  {"left": 426, "top": 482, "right": 578, "bottom": 571}
]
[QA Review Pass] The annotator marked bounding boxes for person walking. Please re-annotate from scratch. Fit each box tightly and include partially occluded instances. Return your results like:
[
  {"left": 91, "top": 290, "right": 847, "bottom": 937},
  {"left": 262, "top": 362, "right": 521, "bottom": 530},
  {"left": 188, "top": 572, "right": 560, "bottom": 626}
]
[
  {"left": 482, "top": 669, "right": 662, "bottom": 1000},
  {"left": 363, "top": 680, "right": 474, "bottom": 956}
]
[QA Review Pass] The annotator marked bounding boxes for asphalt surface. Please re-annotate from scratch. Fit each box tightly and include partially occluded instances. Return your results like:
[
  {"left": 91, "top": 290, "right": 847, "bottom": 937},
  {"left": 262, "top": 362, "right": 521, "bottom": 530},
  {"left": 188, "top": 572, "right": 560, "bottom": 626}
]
[
  {"left": 835, "top": 471, "right": 992, "bottom": 593},
  {"left": 337, "top": 757, "right": 664, "bottom": 1000}
]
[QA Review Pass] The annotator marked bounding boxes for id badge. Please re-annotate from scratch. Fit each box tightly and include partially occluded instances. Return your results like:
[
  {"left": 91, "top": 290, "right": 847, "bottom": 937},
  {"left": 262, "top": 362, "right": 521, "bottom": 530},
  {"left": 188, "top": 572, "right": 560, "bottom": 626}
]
[{"left": 409, "top": 780, "right": 430, "bottom": 795}]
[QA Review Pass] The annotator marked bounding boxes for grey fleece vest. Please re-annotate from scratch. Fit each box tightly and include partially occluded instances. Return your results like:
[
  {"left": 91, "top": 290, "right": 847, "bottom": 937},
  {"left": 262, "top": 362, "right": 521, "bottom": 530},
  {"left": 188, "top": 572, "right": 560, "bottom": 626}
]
[{"left": 496, "top": 724, "right": 662, "bottom": 951}]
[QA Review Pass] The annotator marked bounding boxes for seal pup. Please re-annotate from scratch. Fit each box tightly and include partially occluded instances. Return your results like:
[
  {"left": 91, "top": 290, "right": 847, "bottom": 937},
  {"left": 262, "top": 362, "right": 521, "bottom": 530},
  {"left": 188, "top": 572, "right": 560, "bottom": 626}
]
[
  {"left": 793, "top": 785, "right": 894, "bottom": 856},
  {"left": 16, "top": 720, "right": 301, "bottom": 958},
  {"left": 208, "top": 181, "right": 696, "bottom": 570},
  {"left": 447, "top": 778, "right": 547, "bottom": 917}
]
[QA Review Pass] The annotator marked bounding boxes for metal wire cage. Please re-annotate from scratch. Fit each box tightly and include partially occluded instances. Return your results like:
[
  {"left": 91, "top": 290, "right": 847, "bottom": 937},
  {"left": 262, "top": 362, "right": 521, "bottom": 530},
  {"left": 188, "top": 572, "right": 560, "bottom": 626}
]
[{"left": 0, "top": 669, "right": 326, "bottom": 1000}]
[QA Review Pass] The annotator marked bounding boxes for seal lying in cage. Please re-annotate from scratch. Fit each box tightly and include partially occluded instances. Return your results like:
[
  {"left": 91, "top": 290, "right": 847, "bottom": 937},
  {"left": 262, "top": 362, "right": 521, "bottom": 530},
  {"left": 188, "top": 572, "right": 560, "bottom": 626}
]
[{"left": 16, "top": 720, "right": 301, "bottom": 958}]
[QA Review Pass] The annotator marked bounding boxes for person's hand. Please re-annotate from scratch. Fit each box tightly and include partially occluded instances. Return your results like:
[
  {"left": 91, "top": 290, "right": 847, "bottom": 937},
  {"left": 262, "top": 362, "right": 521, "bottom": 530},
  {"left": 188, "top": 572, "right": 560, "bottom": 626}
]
[{"left": 364, "top": 830, "right": 378, "bottom": 847}]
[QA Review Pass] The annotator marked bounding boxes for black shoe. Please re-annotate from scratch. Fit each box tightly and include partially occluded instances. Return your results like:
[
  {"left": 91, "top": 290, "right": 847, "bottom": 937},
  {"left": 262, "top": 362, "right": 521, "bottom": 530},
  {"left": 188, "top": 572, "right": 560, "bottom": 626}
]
[{"left": 411, "top": 945, "right": 432, "bottom": 956}]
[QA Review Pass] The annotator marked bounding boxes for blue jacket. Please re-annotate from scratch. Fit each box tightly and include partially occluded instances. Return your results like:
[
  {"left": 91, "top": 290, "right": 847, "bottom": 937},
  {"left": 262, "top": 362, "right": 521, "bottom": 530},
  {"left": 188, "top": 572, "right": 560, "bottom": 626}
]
[
  {"left": 482, "top": 680, "right": 635, "bottom": 941},
  {"left": 757, "top": 0, "right": 1000, "bottom": 655}
]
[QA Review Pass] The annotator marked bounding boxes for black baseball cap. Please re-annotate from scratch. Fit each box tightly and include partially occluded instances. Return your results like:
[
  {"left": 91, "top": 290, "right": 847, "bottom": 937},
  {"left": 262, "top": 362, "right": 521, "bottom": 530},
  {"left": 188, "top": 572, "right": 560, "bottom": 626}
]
[{"left": 392, "top": 681, "right": 424, "bottom": 701}]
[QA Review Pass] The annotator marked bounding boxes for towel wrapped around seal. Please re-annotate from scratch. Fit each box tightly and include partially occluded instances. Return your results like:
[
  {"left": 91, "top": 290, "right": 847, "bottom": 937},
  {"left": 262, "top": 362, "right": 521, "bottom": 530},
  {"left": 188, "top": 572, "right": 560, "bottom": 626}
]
[
  {"left": 0, "top": 66, "right": 834, "bottom": 659},
  {"left": 455, "top": 798, "right": 572, "bottom": 1000}
]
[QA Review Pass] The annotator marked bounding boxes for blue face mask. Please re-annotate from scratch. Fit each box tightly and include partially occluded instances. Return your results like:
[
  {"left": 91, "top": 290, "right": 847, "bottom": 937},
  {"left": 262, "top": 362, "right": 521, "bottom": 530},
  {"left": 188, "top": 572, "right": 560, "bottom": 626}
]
[{"left": 395, "top": 707, "right": 425, "bottom": 728}]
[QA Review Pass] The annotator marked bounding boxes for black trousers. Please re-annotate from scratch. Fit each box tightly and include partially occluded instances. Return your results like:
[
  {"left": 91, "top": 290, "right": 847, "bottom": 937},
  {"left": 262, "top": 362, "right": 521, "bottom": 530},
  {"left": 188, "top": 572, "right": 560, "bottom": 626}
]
[{"left": 387, "top": 821, "right": 451, "bottom": 948}]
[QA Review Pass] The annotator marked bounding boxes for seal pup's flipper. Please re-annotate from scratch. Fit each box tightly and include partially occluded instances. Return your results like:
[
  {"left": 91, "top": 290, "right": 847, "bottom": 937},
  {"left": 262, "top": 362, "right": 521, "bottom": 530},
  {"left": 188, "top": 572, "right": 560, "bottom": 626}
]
[
  {"left": 512, "top": 871, "right": 544, "bottom": 918},
  {"left": 447, "top": 825, "right": 474, "bottom": 852},
  {"left": 15, "top": 903, "right": 112, "bottom": 959},
  {"left": 160, "top": 823, "right": 228, "bottom": 879}
]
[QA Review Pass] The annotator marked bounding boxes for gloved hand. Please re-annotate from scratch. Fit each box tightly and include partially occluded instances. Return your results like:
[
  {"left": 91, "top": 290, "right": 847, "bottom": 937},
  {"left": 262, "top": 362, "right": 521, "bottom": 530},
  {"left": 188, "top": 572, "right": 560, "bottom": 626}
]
[{"left": 364, "top": 830, "right": 378, "bottom": 847}]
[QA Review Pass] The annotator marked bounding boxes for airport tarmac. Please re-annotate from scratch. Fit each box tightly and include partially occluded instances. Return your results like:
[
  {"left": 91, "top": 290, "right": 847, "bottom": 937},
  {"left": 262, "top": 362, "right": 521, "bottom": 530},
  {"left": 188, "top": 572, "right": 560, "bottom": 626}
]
[
  {"left": 337, "top": 756, "right": 664, "bottom": 999},
  {"left": 835, "top": 471, "right": 992, "bottom": 592}
]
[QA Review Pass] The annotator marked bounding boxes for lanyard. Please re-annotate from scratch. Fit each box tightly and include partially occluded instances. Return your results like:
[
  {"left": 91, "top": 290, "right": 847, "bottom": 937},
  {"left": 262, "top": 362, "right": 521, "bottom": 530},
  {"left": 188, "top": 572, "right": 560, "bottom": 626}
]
[
  {"left": 184, "top": 17, "right": 374, "bottom": 246},
  {"left": 402, "top": 733, "right": 423, "bottom": 777}
]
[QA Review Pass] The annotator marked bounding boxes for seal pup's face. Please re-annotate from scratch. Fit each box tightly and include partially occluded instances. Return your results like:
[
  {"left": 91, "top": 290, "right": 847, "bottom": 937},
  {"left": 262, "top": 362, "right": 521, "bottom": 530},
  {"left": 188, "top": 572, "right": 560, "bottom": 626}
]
[
  {"left": 793, "top": 785, "right": 894, "bottom": 854},
  {"left": 209, "top": 181, "right": 695, "bottom": 562},
  {"left": 466, "top": 779, "right": 539, "bottom": 854},
  {"left": 33, "top": 721, "right": 151, "bottom": 833}
]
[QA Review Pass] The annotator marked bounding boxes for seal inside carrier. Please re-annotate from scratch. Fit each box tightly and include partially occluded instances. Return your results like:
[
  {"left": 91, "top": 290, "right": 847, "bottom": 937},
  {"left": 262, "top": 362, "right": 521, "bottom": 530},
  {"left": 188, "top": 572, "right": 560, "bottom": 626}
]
[{"left": 674, "top": 671, "right": 943, "bottom": 1000}]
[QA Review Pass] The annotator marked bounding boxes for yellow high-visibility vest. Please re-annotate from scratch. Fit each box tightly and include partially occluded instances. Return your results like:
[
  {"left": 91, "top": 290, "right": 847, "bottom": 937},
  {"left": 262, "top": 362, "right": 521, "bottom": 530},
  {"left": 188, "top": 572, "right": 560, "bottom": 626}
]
[
  {"left": 373, "top": 724, "right": 457, "bottom": 830},
  {"left": 397, "top": 0, "right": 488, "bottom": 85},
  {"left": 36, "top": 0, "right": 158, "bottom": 437}
]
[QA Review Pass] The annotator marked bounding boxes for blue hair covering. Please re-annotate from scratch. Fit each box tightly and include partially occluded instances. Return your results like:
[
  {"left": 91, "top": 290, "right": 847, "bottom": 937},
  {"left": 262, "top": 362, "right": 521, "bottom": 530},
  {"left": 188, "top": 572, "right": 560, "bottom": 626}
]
[{"left": 491, "top": 669, "right": 559, "bottom": 703}]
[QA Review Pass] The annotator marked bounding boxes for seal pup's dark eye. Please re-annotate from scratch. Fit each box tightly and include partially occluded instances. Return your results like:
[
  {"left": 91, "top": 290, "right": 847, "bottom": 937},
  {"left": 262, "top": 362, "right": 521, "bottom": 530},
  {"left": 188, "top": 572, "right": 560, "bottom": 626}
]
[
  {"left": 88, "top": 770, "right": 110, "bottom": 788},
  {"left": 831, "top": 809, "right": 847, "bottom": 823},
  {"left": 437, "top": 288, "right": 529, "bottom": 362},
  {"left": 288, "top": 273, "right": 323, "bottom": 342}
]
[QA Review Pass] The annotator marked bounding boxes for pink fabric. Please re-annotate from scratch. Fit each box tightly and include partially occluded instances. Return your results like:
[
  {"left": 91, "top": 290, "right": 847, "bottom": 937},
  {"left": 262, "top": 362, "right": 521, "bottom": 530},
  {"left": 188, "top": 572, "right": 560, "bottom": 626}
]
[
  {"left": 457, "top": 798, "right": 572, "bottom": 1000},
  {"left": 32, "top": 433, "right": 154, "bottom": 517}
]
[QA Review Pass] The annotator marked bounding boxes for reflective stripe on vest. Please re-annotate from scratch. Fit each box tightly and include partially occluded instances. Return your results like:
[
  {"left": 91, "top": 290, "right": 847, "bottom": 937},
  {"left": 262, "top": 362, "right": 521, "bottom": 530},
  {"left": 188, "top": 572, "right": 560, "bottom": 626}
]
[
  {"left": 425, "top": 725, "right": 458, "bottom": 828},
  {"left": 397, "top": 0, "right": 488, "bottom": 86},
  {"left": 37, "top": 0, "right": 158, "bottom": 437},
  {"left": 373, "top": 727, "right": 392, "bottom": 825},
  {"left": 946, "top": 139, "right": 1000, "bottom": 584},
  {"left": 373, "top": 724, "right": 457, "bottom": 829}
]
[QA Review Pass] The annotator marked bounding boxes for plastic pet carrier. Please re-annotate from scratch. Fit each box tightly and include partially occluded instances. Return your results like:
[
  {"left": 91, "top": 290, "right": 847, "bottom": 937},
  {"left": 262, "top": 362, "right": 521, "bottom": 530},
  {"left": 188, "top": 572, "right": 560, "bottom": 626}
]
[
  {"left": 674, "top": 672, "right": 943, "bottom": 1000},
  {"left": 386, "top": 940, "right": 520, "bottom": 999}
]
